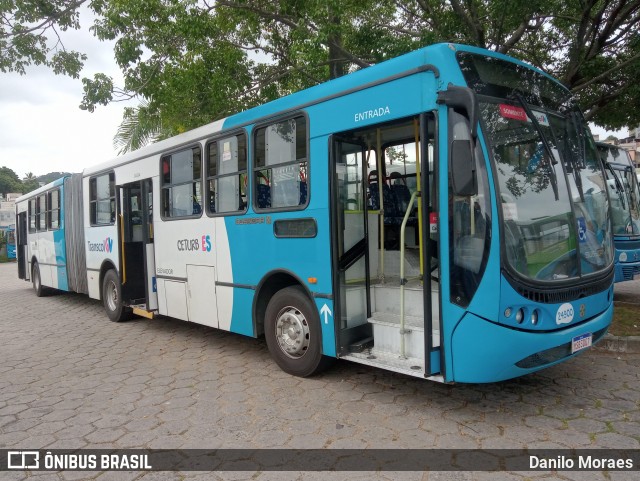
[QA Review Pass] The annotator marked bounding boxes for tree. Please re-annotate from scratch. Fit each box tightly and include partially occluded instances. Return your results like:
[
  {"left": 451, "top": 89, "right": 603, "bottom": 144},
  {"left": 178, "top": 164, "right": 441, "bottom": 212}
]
[
  {"left": 0, "top": 0, "right": 89, "bottom": 77},
  {"left": 75, "top": 0, "right": 640, "bottom": 150},
  {"left": 0, "top": 166, "right": 22, "bottom": 195}
]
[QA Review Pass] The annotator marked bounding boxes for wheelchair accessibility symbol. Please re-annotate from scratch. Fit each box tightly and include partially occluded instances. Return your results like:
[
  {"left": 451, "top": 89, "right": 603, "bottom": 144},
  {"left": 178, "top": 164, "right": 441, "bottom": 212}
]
[{"left": 577, "top": 217, "right": 587, "bottom": 243}]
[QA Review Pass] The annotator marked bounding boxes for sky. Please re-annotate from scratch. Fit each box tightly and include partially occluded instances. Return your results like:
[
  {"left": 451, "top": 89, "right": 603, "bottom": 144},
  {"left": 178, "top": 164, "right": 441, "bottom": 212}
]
[
  {"left": 0, "top": 8, "right": 132, "bottom": 180},
  {"left": 0, "top": 10, "right": 628, "bottom": 181}
]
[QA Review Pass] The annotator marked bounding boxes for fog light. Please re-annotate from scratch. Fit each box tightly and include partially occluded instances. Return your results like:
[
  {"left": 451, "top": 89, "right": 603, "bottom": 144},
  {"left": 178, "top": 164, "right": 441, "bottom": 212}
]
[
  {"left": 515, "top": 308, "right": 524, "bottom": 324},
  {"left": 504, "top": 308, "right": 512, "bottom": 318},
  {"left": 531, "top": 310, "right": 539, "bottom": 325}
]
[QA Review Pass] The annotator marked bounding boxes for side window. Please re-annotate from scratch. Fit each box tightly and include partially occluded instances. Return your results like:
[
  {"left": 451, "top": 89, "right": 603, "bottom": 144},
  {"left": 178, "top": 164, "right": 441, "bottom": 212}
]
[
  {"left": 37, "top": 194, "right": 47, "bottom": 231},
  {"left": 48, "top": 189, "right": 60, "bottom": 230},
  {"left": 449, "top": 110, "right": 491, "bottom": 307},
  {"left": 161, "top": 146, "right": 202, "bottom": 218},
  {"left": 254, "top": 116, "right": 308, "bottom": 210},
  {"left": 28, "top": 199, "right": 36, "bottom": 233},
  {"left": 90, "top": 173, "right": 116, "bottom": 226},
  {"left": 206, "top": 133, "right": 247, "bottom": 214}
]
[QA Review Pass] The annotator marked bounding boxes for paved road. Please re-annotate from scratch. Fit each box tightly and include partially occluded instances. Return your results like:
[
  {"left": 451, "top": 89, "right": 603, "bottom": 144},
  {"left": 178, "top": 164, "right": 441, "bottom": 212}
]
[{"left": 0, "top": 263, "right": 638, "bottom": 481}]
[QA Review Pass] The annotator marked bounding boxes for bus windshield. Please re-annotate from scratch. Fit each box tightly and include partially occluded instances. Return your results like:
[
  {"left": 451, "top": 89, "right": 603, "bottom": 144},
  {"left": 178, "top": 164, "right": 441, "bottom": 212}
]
[
  {"left": 458, "top": 52, "right": 613, "bottom": 282},
  {"left": 598, "top": 144, "right": 640, "bottom": 235}
]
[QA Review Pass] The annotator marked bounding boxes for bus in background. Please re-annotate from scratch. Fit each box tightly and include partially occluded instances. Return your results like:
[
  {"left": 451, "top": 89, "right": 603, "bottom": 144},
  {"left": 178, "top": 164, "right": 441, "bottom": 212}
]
[
  {"left": 5, "top": 225, "right": 16, "bottom": 259},
  {"left": 16, "top": 43, "right": 614, "bottom": 383},
  {"left": 1, "top": 225, "right": 16, "bottom": 260},
  {"left": 597, "top": 142, "right": 640, "bottom": 282}
]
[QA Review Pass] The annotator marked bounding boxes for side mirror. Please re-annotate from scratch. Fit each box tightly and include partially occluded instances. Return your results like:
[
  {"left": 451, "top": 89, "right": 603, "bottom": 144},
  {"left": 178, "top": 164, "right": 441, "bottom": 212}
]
[
  {"left": 451, "top": 140, "right": 477, "bottom": 196},
  {"left": 437, "top": 85, "right": 479, "bottom": 140}
]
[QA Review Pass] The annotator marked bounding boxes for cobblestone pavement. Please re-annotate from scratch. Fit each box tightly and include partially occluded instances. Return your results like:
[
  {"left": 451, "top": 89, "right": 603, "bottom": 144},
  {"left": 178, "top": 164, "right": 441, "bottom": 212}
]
[{"left": 0, "top": 263, "right": 638, "bottom": 481}]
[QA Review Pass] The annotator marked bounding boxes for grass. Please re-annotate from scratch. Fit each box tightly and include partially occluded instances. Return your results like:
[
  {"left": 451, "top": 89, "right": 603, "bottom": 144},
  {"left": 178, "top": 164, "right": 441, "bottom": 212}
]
[{"left": 611, "top": 303, "right": 640, "bottom": 337}]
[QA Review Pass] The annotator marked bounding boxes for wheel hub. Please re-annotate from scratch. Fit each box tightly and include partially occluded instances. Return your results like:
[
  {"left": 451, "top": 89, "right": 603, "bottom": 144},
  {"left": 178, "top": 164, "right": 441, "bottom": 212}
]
[
  {"left": 275, "top": 307, "right": 310, "bottom": 359},
  {"left": 106, "top": 281, "right": 118, "bottom": 311}
]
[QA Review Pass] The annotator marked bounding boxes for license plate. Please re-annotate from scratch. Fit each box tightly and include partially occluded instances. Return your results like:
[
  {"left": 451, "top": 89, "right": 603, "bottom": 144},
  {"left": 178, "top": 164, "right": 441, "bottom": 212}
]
[{"left": 571, "top": 333, "right": 592, "bottom": 353}]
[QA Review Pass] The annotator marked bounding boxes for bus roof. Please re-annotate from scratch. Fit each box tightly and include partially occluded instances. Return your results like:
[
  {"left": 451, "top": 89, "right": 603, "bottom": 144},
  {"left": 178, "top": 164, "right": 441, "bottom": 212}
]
[
  {"left": 84, "top": 43, "right": 565, "bottom": 177},
  {"left": 14, "top": 175, "right": 70, "bottom": 204}
]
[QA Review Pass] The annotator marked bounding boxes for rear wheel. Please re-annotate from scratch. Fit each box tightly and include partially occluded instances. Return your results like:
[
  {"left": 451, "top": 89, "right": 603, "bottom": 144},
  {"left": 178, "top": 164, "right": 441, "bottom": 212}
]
[
  {"left": 264, "top": 286, "right": 331, "bottom": 377},
  {"left": 32, "top": 262, "right": 47, "bottom": 297},
  {"left": 102, "top": 269, "right": 132, "bottom": 322}
]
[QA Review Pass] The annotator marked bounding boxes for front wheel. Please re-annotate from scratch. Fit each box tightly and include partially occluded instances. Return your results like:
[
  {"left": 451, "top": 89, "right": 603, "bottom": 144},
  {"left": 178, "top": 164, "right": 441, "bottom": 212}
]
[
  {"left": 264, "top": 286, "right": 331, "bottom": 377},
  {"left": 102, "top": 269, "right": 132, "bottom": 322}
]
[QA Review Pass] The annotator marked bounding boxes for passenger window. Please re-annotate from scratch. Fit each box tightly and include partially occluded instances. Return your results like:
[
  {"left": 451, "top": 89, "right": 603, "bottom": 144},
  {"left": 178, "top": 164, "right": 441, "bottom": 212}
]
[
  {"left": 90, "top": 173, "right": 116, "bottom": 226},
  {"left": 206, "top": 133, "right": 247, "bottom": 214},
  {"left": 254, "top": 116, "right": 308, "bottom": 210},
  {"left": 48, "top": 189, "right": 60, "bottom": 230},
  {"left": 37, "top": 194, "right": 47, "bottom": 231},
  {"left": 161, "top": 147, "right": 202, "bottom": 218},
  {"left": 28, "top": 199, "right": 36, "bottom": 233}
]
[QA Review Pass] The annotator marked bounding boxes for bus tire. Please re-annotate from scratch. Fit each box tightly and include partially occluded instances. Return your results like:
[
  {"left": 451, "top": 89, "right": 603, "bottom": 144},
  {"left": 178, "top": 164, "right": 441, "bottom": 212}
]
[
  {"left": 32, "top": 262, "right": 47, "bottom": 297},
  {"left": 264, "top": 286, "right": 331, "bottom": 377},
  {"left": 102, "top": 269, "right": 132, "bottom": 322}
]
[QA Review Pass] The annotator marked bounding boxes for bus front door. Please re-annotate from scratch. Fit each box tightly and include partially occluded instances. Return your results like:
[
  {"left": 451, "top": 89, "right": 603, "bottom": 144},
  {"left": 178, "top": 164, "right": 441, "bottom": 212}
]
[
  {"left": 332, "top": 115, "right": 441, "bottom": 378},
  {"left": 118, "top": 179, "right": 158, "bottom": 312},
  {"left": 332, "top": 138, "right": 373, "bottom": 353}
]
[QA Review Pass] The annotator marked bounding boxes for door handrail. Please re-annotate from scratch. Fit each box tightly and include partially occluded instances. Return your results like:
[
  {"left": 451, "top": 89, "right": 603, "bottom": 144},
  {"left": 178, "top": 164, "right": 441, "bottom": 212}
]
[{"left": 399, "top": 190, "right": 420, "bottom": 358}]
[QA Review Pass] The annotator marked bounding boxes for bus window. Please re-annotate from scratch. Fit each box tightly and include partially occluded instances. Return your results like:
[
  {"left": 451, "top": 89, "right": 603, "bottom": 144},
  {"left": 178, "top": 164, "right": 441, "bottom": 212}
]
[
  {"left": 48, "top": 189, "right": 60, "bottom": 230},
  {"left": 37, "top": 194, "right": 47, "bottom": 231},
  {"left": 90, "top": 173, "right": 116, "bottom": 225},
  {"left": 28, "top": 198, "right": 36, "bottom": 233},
  {"left": 206, "top": 133, "right": 247, "bottom": 214},
  {"left": 254, "top": 116, "right": 308, "bottom": 210},
  {"left": 449, "top": 111, "right": 492, "bottom": 307},
  {"left": 161, "top": 147, "right": 202, "bottom": 218}
]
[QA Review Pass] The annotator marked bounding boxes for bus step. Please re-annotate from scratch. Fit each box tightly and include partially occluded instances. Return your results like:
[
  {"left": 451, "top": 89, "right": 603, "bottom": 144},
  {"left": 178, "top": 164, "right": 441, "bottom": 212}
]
[
  {"left": 132, "top": 307, "right": 155, "bottom": 319},
  {"left": 349, "top": 336, "right": 374, "bottom": 353}
]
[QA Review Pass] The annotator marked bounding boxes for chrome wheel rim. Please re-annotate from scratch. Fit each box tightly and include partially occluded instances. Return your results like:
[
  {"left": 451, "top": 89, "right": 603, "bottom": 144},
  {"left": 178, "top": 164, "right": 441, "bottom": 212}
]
[
  {"left": 275, "top": 306, "right": 310, "bottom": 359},
  {"left": 106, "top": 280, "right": 118, "bottom": 312}
]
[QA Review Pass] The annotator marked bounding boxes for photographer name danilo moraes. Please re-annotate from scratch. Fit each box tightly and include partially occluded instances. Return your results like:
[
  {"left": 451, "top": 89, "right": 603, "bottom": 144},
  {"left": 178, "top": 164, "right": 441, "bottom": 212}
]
[{"left": 530, "top": 455, "right": 634, "bottom": 470}]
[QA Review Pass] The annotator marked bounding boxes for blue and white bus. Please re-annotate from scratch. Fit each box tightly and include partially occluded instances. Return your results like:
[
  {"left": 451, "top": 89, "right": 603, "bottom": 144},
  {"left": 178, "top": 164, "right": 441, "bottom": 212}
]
[
  {"left": 598, "top": 142, "right": 640, "bottom": 282},
  {"left": 16, "top": 43, "right": 614, "bottom": 383},
  {"left": 5, "top": 225, "right": 16, "bottom": 259},
  {"left": 1, "top": 225, "right": 16, "bottom": 259}
]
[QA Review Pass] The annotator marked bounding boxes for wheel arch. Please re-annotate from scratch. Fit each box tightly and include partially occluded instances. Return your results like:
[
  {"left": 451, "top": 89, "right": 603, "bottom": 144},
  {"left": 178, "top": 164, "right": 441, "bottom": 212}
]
[{"left": 252, "top": 269, "right": 315, "bottom": 338}]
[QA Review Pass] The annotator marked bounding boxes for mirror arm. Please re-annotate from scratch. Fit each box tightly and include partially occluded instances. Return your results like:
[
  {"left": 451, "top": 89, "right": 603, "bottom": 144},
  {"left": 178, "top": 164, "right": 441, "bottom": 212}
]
[{"left": 437, "top": 84, "right": 479, "bottom": 140}]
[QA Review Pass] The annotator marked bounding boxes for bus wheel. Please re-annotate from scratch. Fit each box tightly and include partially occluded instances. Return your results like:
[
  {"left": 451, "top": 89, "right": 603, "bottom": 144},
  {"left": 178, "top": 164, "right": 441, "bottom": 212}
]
[
  {"left": 102, "top": 270, "right": 132, "bottom": 322},
  {"left": 32, "top": 262, "right": 47, "bottom": 297},
  {"left": 264, "top": 286, "right": 330, "bottom": 377}
]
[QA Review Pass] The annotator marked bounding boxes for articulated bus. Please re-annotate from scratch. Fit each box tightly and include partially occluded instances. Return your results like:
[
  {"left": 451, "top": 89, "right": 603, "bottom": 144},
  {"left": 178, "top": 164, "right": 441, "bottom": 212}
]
[
  {"left": 15, "top": 43, "right": 614, "bottom": 383},
  {"left": 597, "top": 142, "right": 640, "bottom": 282}
]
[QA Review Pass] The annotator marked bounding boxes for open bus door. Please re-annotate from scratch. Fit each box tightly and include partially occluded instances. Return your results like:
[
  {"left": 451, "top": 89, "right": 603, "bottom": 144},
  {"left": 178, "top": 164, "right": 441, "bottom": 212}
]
[
  {"left": 332, "top": 114, "right": 441, "bottom": 379},
  {"left": 16, "top": 213, "right": 27, "bottom": 279},
  {"left": 117, "top": 179, "right": 158, "bottom": 315}
]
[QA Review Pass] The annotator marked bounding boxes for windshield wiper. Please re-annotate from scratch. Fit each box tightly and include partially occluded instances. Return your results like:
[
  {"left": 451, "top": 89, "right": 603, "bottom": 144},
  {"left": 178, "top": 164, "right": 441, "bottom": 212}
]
[
  {"left": 514, "top": 93, "right": 559, "bottom": 201},
  {"left": 566, "top": 111, "right": 585, "bottom": 203},
  {"left": 607, "top": 163, "right": 626, "bottom": 210}
]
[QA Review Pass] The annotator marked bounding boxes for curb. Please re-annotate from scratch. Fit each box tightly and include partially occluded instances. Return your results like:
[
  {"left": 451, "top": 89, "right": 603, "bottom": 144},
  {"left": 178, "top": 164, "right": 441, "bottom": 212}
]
[{"left": 595, "top": 334, "right": 640, "bottom": 353}]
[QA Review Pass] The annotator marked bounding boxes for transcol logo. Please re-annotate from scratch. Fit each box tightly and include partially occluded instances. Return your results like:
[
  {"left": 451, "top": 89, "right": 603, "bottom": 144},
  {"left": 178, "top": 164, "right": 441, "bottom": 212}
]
[{"left": 88, "top": 237, "right": 114, "bottom": 253}]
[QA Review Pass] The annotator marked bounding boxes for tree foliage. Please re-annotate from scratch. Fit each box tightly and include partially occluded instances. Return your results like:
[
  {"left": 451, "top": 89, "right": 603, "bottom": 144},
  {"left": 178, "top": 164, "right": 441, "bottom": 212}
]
[
  {"left": 0, "top": 166, "right": 22, "bottom": 195},
  {"left": 4, "top": 1, "right": 638, "bottom": 149},
  {"left": 0, "top": 0, "right": 89, "bottom": 76}
]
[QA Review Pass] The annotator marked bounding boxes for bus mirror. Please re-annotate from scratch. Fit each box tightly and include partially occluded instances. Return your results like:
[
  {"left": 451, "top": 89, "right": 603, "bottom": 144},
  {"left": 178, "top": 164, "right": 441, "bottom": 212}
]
[
  {"left": 450, "top": 140, "right": 477, "bottom": 196},
  {"left": 437, "top": 85, "right": 479, "bottom": 140}
]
